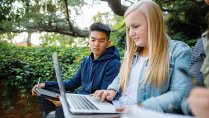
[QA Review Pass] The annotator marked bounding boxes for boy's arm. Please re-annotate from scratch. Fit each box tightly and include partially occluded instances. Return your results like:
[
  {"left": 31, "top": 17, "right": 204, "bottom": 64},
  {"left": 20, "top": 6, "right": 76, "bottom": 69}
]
[
  {"left": 45, "top": 58, "right": 86, "bottom": 92},
  {"left": 101, "top": 60, "right": 120, "bottom": 90}
]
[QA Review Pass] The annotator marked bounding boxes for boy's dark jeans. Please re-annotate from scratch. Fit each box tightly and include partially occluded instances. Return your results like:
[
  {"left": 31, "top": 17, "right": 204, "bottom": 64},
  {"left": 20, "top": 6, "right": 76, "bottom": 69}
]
[
  {"left": 38, "top": 87, "right": 60, "bottom": 115},
  {"left": 55, "top": 107, "right": 64, "bottom": 118}
]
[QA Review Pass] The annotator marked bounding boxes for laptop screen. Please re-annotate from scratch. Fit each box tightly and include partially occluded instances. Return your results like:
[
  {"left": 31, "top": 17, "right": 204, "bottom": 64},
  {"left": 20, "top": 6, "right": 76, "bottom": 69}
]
[{"left": 52, "top": 52, "right": 71, "bottom": 117}]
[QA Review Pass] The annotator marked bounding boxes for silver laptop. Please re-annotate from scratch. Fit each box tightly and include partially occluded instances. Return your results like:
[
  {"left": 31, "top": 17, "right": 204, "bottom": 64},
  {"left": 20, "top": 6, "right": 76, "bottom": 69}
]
[{"left": 52, "top": 52, "right": 121, "bottom": 116}]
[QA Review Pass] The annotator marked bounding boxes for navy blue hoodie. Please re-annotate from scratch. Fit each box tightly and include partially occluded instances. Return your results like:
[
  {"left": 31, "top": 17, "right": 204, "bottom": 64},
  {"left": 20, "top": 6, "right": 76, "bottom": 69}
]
[{"left": 45, "top": 46, "right": 120, "bottom": 94}]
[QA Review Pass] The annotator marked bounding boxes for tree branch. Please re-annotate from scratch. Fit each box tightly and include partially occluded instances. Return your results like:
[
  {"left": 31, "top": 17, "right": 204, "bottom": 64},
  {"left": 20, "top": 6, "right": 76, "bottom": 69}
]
[
  {"left": 63, "top": 0, "right": 73, "bottom": 30},
  {"left": 101, "top": 0, "right": 128, "bottom": 16},
  {"left": 0, "top": 25, "right": 88, "bottom": 37}
]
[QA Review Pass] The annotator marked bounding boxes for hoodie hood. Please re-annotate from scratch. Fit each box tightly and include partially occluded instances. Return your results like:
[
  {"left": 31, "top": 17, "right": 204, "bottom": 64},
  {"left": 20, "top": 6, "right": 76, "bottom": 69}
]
[{"left": 90, "top": 46, "right": 120, "bottom": 61}]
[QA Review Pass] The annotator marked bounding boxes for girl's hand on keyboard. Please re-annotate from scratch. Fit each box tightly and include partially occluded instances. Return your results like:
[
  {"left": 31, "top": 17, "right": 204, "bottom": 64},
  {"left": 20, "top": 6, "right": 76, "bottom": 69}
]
[{"left": 92, "top": 89, "right": 116, "bottom": 102}]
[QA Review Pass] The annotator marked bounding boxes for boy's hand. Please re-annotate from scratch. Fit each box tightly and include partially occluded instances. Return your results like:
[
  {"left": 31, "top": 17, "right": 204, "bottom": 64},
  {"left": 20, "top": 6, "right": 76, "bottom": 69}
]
[
  {"left": 47, "top": 95, "right": 61, "bottom": 107},
  {"left": 31, "top": 83, "right": 45, "bottom": 96}
]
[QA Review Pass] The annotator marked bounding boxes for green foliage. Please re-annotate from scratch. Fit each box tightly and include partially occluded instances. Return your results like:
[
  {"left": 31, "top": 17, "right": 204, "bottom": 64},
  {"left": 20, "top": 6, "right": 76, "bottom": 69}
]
[
  {"left": 0, "top": 0, "right": 90, "bottom": 35},
  {"left": 111, "top": 18, "right": 126, "bottom": 52},
  {"left": 157, "top": 0, "right": 209, "bottom": 46},
  {"left": 1, "top": 100, "right": 14, "bottom": 110},
  {"left": 1, "top": 0, "right": 208, "bottom": 47},
  {"left": 39, "top": 32, "right": 88, "bottom": 47},
  {"left": 0, "top": 32, "right": 17, "bottom": 42},
  {"left": 0, "top": 41, "right": 89, "bottom": 97}
]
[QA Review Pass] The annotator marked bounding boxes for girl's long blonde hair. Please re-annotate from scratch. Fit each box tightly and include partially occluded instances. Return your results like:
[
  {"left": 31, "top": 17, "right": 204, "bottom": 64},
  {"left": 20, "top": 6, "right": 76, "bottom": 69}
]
[{"left": 119, "top": 0, "right": 169, "bottom": 91}]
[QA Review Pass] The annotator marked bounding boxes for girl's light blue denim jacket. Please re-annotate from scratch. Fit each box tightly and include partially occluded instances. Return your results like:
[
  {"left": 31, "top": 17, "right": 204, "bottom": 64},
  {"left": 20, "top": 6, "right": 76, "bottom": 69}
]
[{"left": 108, "top": 40, "right": 192, "bottom": 113}]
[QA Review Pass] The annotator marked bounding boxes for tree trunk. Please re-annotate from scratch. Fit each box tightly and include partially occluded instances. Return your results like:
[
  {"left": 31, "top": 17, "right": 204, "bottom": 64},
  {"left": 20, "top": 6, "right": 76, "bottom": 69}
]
[{"left": 26, "top": 33, "right": 32, "bottom": 47}]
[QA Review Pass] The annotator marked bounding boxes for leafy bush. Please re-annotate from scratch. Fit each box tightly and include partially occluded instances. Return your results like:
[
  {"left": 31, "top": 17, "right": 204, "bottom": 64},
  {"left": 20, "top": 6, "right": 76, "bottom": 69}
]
[{"left": 0, "top": 41, "right": 90, "bottom": 97}]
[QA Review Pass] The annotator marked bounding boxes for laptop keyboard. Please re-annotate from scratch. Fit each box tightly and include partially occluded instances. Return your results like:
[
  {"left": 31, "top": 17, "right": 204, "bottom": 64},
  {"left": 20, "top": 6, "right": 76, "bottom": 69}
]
[{"left": 66, "top": 94, "right": 99, "bottom": 110}]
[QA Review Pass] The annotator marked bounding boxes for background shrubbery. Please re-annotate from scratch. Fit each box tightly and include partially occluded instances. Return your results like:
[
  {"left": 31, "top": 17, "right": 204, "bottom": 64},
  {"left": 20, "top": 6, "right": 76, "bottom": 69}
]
[{"left": 0, "top": 41, "right": 90, "bottom": 100}]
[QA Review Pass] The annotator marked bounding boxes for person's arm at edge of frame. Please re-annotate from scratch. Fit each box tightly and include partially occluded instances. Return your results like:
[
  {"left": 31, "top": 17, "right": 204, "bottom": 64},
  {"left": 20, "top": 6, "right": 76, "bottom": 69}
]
[{"left": 181, "top": 38, "right": 205, "bottom": 115}]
